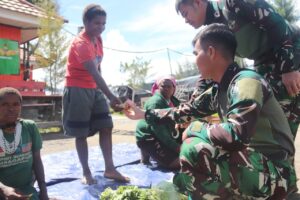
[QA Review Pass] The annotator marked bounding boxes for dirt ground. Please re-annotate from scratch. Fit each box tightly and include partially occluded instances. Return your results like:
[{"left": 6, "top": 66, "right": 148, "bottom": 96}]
[
  {"left": 41, "top": 115, "right": 300, "bottom": 199},
  {"left": 41, "top": 116, "right": 138, "bottom": 155}
]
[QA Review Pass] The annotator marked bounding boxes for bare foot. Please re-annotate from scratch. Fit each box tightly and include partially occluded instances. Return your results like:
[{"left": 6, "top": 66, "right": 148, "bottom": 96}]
[
  {"left": 104, "top": 169, "right": 130, "bottom": 183},
  {"left": 81, "top": 174, "right": 97, "bottom": 185}
]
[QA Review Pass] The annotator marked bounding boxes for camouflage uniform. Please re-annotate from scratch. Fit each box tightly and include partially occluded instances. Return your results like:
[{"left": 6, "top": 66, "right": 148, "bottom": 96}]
[
  {"left": 200, "top": 0, "right": 300, "bottom": 137},
  {"left": 145, "top": 64, "right": 296, "bottom": 199}
]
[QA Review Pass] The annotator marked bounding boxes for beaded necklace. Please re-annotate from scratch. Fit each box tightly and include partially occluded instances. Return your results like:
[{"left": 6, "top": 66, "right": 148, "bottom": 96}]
[{"left": 0, "top": 122, "right": 22, "bottom": 154}]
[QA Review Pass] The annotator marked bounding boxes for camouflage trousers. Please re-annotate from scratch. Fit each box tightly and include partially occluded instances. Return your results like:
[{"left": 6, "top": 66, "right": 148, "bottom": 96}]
[{"left": 173, "top": 136, "right": 297, "bottom": 200}]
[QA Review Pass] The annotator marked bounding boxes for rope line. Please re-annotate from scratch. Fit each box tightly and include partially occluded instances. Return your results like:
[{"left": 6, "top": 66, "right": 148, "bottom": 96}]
[
  {"left": 62, "top": 28, "right": 193, "bottom": 56},
  {"left": 105, "top": 46, "right": 166, "bottom": 54}
]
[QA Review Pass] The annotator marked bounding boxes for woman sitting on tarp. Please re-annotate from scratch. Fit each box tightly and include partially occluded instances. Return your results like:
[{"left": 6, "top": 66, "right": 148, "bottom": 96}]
[
  {"left": 0, "top": 87, "right": 50, "bottom": 200},
  {"left": 135, "top": 76, "right": 183, "bottom": 169}
]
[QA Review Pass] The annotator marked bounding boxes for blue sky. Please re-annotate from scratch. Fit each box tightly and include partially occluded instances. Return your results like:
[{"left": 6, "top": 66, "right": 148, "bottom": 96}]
[
  {"left": 33, "top": 0, "right": 300, "bottom": 86},
  {"left": 41, "top": 0, "right": 198, "bottom": 86}
]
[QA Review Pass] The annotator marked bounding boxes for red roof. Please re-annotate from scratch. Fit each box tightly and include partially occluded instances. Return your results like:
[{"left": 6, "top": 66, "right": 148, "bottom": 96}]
[
  {"left": 0, "top": 0, "right": 45, "bottom": 18},
  {"left": 0, "top": 0, "right": 67, "bottom": 43}
]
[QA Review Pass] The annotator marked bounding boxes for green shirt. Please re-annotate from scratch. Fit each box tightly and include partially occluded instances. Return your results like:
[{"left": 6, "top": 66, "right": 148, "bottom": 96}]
[
  {"left": 0, "top": 119, "right": 42, "bottom": 198},
  {"left": 136, "top": 92, "right": 181, "bottom": 152}
]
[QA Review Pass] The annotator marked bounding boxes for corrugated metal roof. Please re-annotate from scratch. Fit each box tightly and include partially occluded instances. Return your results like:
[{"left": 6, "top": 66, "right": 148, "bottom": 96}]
[{"left": 0, "top": 0, "right": 44, "bottom": 17}]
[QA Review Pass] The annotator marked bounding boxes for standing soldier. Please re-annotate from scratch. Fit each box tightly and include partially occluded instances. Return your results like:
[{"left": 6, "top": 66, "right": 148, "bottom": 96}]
[{"left": 175, "top": 0, "right": 300, "bottom": 138}]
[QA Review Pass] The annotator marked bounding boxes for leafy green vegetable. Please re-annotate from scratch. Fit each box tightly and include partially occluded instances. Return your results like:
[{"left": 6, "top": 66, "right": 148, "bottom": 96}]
[{"left": 100, "top": 182, "right": 188, "bottom": 200}]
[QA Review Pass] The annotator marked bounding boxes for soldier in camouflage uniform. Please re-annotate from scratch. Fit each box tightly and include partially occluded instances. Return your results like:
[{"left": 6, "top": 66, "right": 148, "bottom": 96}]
[
  {"left": 124, "top": 24, "right": 296, "bottom": 199},
  {"left": 175, "top": 0, "right": 300, "bottom": 138}
]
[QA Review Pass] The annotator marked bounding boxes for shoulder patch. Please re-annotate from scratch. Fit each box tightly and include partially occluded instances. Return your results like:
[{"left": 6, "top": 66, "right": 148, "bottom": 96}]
[
  {"left": 235, "top": 78, "right": 263, "bottom": 105},
  {"left": 189, "top": 121, "right": 204, "bottom": 132}
]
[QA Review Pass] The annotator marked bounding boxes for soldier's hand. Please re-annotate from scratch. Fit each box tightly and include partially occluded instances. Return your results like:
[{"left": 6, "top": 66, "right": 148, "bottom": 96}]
[
  {"left": 123, "top": 100, "right": 145, "bottom": 120},
  {"left": 282, "top": 71, "right": 300, "bottom": 97}
]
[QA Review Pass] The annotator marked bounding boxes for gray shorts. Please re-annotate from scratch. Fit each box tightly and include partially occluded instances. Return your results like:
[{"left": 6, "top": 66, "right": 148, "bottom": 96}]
[{"left": 62, "top": 87, "right": 113, "bottom": 138}]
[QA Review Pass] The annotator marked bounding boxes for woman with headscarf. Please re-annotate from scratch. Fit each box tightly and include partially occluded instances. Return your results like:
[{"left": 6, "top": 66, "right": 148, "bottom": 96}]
[
  {"left": 135, "top": 76, "right": 182, "bottom": 169},
  {"left": 0, "top": 87, "right": 50, "bottom": 200}
]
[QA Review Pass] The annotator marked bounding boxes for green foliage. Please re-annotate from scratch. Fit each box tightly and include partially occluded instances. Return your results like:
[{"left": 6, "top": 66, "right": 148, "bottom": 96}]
[
  {"left": 100, "top": 182, "right": 188, "bottom": 200},
  {"left": 174, "top": 60, "right": 198, "bottom": 79},
  {"left": 120, "top": 57, "right": 151, "bottom": 89},
  {"left": 267, "top": 0, "right": 299, "bottom": 23},
  {"left": 33, "top": 0, "right": 69, "bottom": 94},
  {"left": 26, "top": 0, "right": 45, "bottom": 4},
  {"left": 37, "top": 0, "right": 63, "bottom": 36},
  {"left": 100, "top": 186, "right": 159, "bottom": 200}
]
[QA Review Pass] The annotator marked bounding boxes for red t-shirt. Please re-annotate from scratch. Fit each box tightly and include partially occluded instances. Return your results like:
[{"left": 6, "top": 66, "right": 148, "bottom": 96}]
[{"left": 65, "top": 30, "right": 103, "bottom": 88}]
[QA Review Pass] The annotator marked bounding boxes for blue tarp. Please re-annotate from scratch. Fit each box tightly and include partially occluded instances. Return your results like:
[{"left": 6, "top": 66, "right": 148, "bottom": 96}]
[{"left": 41, "top": 143, "right": 174, "bottom": 200}]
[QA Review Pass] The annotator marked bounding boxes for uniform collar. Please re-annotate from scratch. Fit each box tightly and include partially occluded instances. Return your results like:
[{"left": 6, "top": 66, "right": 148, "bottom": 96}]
[{"left": 218, "top": 63, "right": 241, "bottom": 91}]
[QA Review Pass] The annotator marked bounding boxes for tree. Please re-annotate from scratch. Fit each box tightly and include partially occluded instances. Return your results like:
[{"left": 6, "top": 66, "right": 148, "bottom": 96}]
[
  {"left": 174, "top": 60, "right": 198, "bottom": 79},
  {"left": 35, "top": 30, "right": 68, "bottom": 94},
  {"left": 120, "top": 57, "right": 151, "bottom": 89},
  {"left": 26, "top": 0, "right": 45, "bottom": 4},
  {"left": 267, "top": 0, "right": 299, "bottom": 23},
  {"left": 33, "top": 0, "right": 69, "bottom": 94}
]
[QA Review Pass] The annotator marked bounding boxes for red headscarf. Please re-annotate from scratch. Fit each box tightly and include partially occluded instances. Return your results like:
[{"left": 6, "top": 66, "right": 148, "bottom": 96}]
[{"left": 151, "top": 75, "right": 176, "bottom": 95}]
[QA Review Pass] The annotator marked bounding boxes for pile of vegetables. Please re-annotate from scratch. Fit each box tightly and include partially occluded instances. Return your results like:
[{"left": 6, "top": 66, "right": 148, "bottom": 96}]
[{"left": 100, "top": 181, "right": 187, "bottom": 200}]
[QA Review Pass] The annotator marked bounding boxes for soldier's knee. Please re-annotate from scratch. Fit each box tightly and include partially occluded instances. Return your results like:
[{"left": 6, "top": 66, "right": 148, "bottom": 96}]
[{"left": 180, "top": 138, "right": 215, "bottom": 168}]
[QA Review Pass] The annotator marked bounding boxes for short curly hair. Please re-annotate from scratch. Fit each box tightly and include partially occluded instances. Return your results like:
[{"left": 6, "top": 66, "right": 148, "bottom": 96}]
[
  {"left": 82, "top": 4, "right": 106, "bottom": 23},
  {"left": 0, "top": 87, "right": 22, "bottom": 102}
]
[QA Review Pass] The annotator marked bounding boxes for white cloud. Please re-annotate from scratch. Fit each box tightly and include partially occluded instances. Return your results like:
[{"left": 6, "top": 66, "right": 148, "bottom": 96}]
[
  {"left": 104, "top": 29, "right": 131, "bottom": 50},
  {"left": 118, "top": 0, "right": 197, "bottom": 60},
  {"left": 33, "top": 0, "right": 198, "bottom": 87},
  {"left": 101, "top": 28, "right": 195, "bottom": 86},
  {"left": 31, "top": 0, "right": 300, "bottom": 89},
  {"left": 124, "top": 0, "right": 187, "bottom": 34},
  {"left": 99, "top": 0, "right": 197, "bottom": 86},
  {"left": 102, "top": 30, "right": 138, "bottom": 86}
]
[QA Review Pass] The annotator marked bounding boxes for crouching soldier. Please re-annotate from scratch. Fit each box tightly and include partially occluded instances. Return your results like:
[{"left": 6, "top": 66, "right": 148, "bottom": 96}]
[{"left": 123, "top": 24, "right": 296, "bottom": 199}]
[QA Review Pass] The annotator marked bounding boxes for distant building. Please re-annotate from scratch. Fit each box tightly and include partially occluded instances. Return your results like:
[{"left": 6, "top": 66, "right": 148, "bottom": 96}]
[
  {"left": 110, "top": 75, "right": 200, "bottom": 107},
  {"left": 110, "top": 85, "right": 152, "bottom": 107},
  {"left": 174, "top": 75, "right": 200, "bottom": 102}
]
